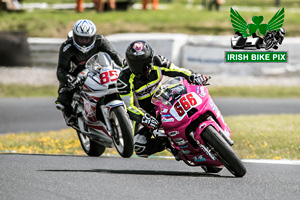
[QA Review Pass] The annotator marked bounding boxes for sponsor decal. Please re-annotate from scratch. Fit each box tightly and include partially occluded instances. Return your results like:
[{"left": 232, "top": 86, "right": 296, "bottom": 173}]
[
  {"left": 137, "top": 82, "right": 160, "bottom": 97},
  {"left": 210, "top": 100, "right": 221, "bottom": 118},
  {"left": 84, "top": 102, "right": 97, "bottom": 123},
  {"left": 168, "top": 131, "right": 179, "bottom": 137},
  {"left": 162, "top": 108, "right": 169, "bottom": 113},
  {"left": 173, "top": 138, "right": 188, "bottom": 146},
  {"left": 212, "top": 103, "right": 216, "bottom": 111},
  {"left": 209, "top": 99, "right": 213, "bottom": 107},
  {"left": 63, "top": 44, "right": 71, "bottom": 52},
  {"left": 162, "top": 114, "right": 172, "bottom": 117},
  {"left": 181, "top": 149, "right": 191, "bottom": 154},
  {"left": 162, "top": 117, "right": 174, "bottom": 122},
  {"left": 178, "top": 144, "right": 189, "bottom": 149},
  {"left": 78, "top": 61, "right": 87, "bottom": 66},
  {"left": 216, "top": 110, "right": 221, "bottom": 119},
  {"left": 193, "top": 155, "right": 206, "bottom": 162},
  {"left": 199, "top": 86, "right": 206, "bottom": 97}
]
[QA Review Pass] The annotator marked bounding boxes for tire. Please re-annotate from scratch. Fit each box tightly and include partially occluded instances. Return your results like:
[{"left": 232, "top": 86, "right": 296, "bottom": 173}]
[
  {"left": 265, "top": 40, "right": 274, "bottom": 50},
  {"left": 109, "top": 106, "right": 134, "bottom": 158},
  {"left": 77, "top": 131, "right": 106, "bottom": 157},
  {"left": 201, "top": 126, "right": 246, "bottom": 177},
  {"left": 201, "top": 166, "right": 223, "bottom": 173}
]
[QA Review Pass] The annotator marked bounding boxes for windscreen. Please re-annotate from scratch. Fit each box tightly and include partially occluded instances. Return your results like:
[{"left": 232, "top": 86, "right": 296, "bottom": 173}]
[
  {"left": 152, "top": 77, "right": 187, "bottom": 106},
  {"left": 85, "top": 52, "right": 113, "bottom": 73}
]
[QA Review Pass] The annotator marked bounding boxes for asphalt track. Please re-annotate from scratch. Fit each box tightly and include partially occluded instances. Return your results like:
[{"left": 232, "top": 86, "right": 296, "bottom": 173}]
[
  {"left": 1, "top": 98, "right": 300, "bottom": 199},
  {"left": 0, "top": 97, "right": 299, "bottom": 134},
  {"left": 1, "top": 153, "right": 300, "bottom": 200}
]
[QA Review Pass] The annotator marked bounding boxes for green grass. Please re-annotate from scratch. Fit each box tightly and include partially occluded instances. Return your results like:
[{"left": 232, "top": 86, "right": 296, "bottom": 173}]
[
  {"left": 24, "top": 0, "right": 300, "bottom": 7},
  {"left": 209, "top": 86, "right": 300, "bottom": 98},
  {"left": 225, "top": 114, "right": 300, "bottom": 160},
  {"left": 0, "top": 84, "right": 57, "bottom": 97},
  {"left": 1, "top": 84, "right": 300, "bottom": 98},
  {"left": 1, "top": 114, "right": 300, "bottom": 160},
  {"left": 1, "top": 0, "right": 300, "bottom": 37}
]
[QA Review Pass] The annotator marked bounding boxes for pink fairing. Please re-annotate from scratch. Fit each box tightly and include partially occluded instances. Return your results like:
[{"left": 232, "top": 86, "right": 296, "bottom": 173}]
[{"left": 152, "top": 77, "right": 231, "bottom": 166}]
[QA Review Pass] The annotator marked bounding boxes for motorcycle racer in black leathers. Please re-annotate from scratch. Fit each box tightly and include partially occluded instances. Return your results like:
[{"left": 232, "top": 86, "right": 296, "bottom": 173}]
[
  {"left": 117, "top": 40, "right": 208, "bottom": 157},
  {"left": 55, "top": 19, "right": 123, "bottom": 126}
]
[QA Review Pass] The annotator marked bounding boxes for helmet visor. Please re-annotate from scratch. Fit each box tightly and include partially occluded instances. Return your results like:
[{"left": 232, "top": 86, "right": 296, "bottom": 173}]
[
  {"left": 127, "top": 59, "right": 153, "bottom": 78},
  {"left": 74, "top": 35, "right": 95, "bottom": 47}
]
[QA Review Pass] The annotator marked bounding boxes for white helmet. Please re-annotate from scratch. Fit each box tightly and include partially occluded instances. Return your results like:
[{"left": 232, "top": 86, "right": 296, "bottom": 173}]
[{"left": 72, "top": 19, "right": 97, "bottom": 53}]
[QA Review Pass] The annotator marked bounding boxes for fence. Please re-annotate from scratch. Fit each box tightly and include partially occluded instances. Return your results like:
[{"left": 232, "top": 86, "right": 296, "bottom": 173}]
[{"left": 28, "top": 33, "right": 300, "bottom": 76}]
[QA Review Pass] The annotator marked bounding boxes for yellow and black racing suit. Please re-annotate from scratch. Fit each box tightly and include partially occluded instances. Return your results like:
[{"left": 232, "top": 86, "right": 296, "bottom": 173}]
[{"left": 117, "top": 55, "right": 193, "bottom": 157}]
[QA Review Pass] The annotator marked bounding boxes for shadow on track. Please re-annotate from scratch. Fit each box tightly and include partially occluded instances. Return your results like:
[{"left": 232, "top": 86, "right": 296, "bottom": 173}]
[{"left": 40, "top": 169, "right": 233, "bottom": 178}]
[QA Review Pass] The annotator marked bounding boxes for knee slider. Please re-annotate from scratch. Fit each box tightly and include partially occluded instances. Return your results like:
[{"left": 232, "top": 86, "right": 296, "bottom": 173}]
[
  {"left": 134, "top": 134, "right": 147, "bottom": 155},
  {"left": 55, "top": 100, "right": 65, "bottom": 111}
]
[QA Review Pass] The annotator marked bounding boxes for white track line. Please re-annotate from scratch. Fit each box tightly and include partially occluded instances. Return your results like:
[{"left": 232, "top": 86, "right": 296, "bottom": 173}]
[{"left": 242, "top": 159, "right": 300, "bottom": 165}]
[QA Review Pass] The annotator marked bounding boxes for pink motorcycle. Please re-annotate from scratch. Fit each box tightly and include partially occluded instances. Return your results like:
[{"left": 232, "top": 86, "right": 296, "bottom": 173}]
[{"left": 151, "top": 77, "right": 246, "bottom": 177}]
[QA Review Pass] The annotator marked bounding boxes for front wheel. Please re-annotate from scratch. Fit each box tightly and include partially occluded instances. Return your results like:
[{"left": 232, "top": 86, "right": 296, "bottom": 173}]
[
  {"left": 109, "top": 106, "right": 134, "bottom": 158},
  {"left": 265, "top": 39, "right": 274, "bottom": 50},
  {"left": 201, "top": 126, "right": 246, "bottom": 177},
  {"left": 201, "top": 166, "right": 223, "bottom": 173},
  {"left": 77, "top": 131, "right": 106, "bottom": 157}
]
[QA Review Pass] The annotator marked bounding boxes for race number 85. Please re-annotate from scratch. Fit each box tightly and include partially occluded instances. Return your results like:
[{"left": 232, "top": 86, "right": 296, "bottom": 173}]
[
  {"left": 99, "top": 70, "right": 118, "bottom": 84},
  {"left": 174, "top": 93, "right": 197, "bottom": 117}
]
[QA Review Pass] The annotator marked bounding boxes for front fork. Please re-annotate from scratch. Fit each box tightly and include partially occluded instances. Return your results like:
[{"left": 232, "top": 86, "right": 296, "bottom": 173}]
[
  {"left": 197, "top": 116, "right": 233, "bottom": 146},
  {"left": 206, "top": 116, "right": 234, "bottom": 146},
  {"left": 188, "top": 116, "right": 234, "bottom": 161},
  {"left": 99, "top": 100, "right": 125, "bottom": 134}
]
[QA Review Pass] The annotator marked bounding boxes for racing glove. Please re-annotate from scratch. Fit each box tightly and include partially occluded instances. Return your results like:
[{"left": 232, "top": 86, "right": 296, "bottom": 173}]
[
  {"left": 66, "top": 74, "right": 83, "bottom": 89},
  {"left": 141, "top": 113, "right": 160, "bottom": 130},
  {"left": 188, "top": 74, "right": 209, "bottom": 85},
  {"left": 122, "top": 59, "right": 128, "bottom": 68}
]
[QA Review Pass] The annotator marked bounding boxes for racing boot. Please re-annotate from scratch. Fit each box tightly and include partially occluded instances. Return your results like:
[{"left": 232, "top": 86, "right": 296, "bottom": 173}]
[
  {"left": 55, "top": 101, "right": 77, "bottom": 127},
  {"left": 63, "top": 107, "right": 77, "bottom": 127},
  {"left": 134, "top": 130, "right": 166, "bottom": 158}
]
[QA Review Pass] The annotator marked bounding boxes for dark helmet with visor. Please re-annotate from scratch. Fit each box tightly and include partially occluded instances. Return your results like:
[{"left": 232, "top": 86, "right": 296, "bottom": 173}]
[{"left": 125, "top": 40, "right": 154, "bottom": 78}]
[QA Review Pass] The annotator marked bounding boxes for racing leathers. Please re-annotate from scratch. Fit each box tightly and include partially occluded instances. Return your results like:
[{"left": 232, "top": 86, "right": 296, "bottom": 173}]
[
  {"left": 117, "top": 55, "right": 193, "bottom": 157},
  {"left": 56, "top": 35, "right": 123, "bottom": 126}
]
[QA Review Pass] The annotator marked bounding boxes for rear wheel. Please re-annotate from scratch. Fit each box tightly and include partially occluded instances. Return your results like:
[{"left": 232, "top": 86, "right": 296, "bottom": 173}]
[
  {"left": 201, "top": 126, "right": 246, "bottom": 177},
  {"left": 77, "top": 131, "right": 106, "bottom": 157},
  {"left": 109, "top": 106, "right": 134, "bottom": 158}
]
